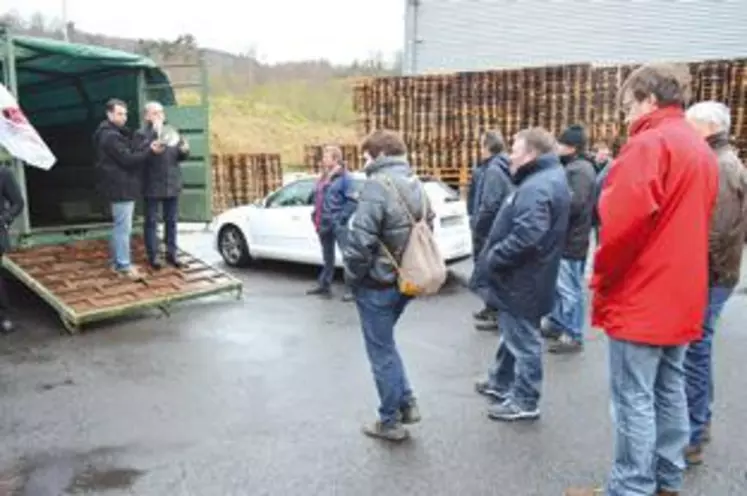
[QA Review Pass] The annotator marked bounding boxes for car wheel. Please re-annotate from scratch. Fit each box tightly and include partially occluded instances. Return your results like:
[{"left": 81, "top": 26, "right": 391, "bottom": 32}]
[{"left": 218, "top": 224, "right": 252, "bottom": 267}]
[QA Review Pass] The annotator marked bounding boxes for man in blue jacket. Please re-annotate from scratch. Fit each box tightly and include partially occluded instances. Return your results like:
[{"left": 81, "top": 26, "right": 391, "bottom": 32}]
[
  {"left": 307, "top": 145, "right": 357, "bottom": 300},
  {"left": 473, "top": 127, "right": 571, "bottom": 421},
  {"left": 467, "top": 131, "right": 513, "bottom": 331}
]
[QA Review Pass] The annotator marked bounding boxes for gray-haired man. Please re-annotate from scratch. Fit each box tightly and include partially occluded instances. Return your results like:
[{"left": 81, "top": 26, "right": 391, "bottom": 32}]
[
  {"left": 134, "top": 101, "right": 190, "bottom": 270},
  {"left": 683, "top": 101, "right": 747, "bottom": 466}
]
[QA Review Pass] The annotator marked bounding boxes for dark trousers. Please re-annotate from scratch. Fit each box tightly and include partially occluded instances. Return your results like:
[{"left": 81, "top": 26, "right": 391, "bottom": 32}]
[
  {"left": 144, "top": 197, "right": 178, "bottom": 263},
  {"left": 317, "top": 231, "right": 337, "bottom": 289},
  {"left": 317, "top": 226, "right": 351, "bottom": 290}
]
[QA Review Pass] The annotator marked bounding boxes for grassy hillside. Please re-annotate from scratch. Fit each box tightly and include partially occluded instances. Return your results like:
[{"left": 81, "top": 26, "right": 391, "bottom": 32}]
[{"left": 194, "top": 78, "right": 362, "bottom": 166}]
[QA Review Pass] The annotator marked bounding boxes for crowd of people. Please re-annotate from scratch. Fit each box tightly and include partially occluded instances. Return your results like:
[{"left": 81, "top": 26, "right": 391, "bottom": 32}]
[
  {"left": 309, "top": 64, "right": 746, "bottom": 496},
  {"left": 0, "top": 61, "right": 742, "bottom": 495}
]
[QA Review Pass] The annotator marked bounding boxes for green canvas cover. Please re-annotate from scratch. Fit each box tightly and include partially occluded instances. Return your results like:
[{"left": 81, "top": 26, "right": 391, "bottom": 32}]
[{"left": 1, "top": 35, "right": 174, "bottom": 127}]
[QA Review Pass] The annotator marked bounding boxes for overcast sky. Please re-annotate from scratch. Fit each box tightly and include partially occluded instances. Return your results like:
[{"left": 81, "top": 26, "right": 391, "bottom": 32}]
[{"left": 3, "top": 0, "right": 405, "bottom": 63}]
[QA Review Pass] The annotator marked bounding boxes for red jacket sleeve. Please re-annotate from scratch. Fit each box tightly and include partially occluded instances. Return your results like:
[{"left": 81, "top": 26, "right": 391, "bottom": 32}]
[{"left": 592, "top": 134, "right": 666, "bottom": 291}]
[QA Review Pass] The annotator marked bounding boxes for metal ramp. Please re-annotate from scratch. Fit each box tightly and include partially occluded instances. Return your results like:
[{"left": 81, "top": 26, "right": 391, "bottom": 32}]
[{"left": 2, "top": 236, "right": 242, "bottom": 334}]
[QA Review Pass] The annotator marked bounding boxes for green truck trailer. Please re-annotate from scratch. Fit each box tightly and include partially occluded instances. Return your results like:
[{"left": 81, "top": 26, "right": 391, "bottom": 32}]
[{"left": 0, "top": 27, "right": 242, "bottom": 333}]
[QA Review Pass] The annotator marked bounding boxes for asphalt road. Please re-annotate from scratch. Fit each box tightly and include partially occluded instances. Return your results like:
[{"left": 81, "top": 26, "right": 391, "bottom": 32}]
[{"left": 0, "top": 231, "right": 745, "bottom": 495}]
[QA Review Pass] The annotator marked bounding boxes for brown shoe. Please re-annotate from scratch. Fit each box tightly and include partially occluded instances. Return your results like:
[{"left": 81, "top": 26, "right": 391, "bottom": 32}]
[
  {"left": 657, "top": 490, "right": 679, "bottom": 496},
  {"left": 563, "top": 487, "right": 603, "bottom": 496},
  {"left": 685, "top": 444, "right": 703, "bottom": 466},
  {"left": 361, "top": 421, "right": 409, "bottom": 442}
]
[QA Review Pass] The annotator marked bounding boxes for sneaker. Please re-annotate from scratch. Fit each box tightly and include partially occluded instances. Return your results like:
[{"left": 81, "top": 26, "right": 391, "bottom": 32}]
[
  {"left": 547, "top": 334, "right": 584, "bottom": 354},
  {"left": 399, "top": 399, "right": 421, "bottom": 425},
  {"left": 540, "top": 318, "right": 561, "bottom": 340},
  {"left": 361, "top": 421, "right": 409, "bottom": 442},
  {"left": 685, "top": 444, "right": 703, "bottom": 466},
  {"left": 487, "top": 399, "right": 540, "bottom": 421},
  {"left": 473, "top": 306, "right": 495, "bottom": 321},
  {"left": 341, "top": 291, "right": 355, "bottom": 302},
  {"left": 474, "top": 379, "right": 508, "bottom": 402},
  {"left": 306, "top": 286, "right": 331, "bottom": 297},
  {"left": 149, "top": 260, "right": 163, "bottom": 271},
  {"left": 474, "top": 319, "right": 499, "bottom": 331}
]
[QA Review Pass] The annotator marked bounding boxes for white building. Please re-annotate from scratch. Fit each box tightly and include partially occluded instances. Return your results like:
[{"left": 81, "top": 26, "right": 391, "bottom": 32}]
[{"left": 403, "top": 0, "right": 747, "bottom": 75}]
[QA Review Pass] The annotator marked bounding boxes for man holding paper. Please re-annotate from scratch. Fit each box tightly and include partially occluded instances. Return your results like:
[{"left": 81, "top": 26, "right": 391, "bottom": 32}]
[{"left": 135, "top": 101, "right": 190, "bottom": 270}]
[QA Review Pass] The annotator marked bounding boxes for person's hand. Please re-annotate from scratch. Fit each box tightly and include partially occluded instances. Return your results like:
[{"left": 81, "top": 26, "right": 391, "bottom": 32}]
[
  {"left": 179, "top": 139, "right": 189, "bottom": 153},
  {"left": 150, "top": 141, "right": 165, "bottom": 154}
]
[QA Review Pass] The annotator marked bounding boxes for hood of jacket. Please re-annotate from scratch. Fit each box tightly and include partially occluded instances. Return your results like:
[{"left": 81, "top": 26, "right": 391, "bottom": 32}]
[{"left": 363, "top": 155, "right": 412, "bottom": 178}]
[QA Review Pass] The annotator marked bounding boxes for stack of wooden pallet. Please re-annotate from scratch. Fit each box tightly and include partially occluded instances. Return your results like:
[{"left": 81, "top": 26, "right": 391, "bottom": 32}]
[
  {"left": 210, "top": 153, "right": 283, "bottom": 214},
  {"left": 353, "top": 58, "right": 747, "bottom": 189}
]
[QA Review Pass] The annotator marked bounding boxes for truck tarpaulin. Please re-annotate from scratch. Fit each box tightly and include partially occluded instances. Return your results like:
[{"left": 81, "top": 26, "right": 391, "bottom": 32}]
[{"left": 0, "top": 83, "right": 56, "bottom": 170}]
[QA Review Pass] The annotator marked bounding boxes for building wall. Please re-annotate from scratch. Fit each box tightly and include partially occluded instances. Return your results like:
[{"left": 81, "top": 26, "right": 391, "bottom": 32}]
[{"left": 404, "top": 0, "right": 747, "bottom": 74}]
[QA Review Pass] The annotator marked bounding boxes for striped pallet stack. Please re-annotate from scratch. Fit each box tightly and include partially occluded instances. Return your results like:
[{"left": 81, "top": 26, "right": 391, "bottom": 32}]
[
  {"left": 353, "top": 58, "right": 747, "bottom": 189},
  {"left": 730, "top": 60, "right": 747, "bottom": 159},
  {"left": 354, "top": 67, "right": 595, "bottom": 189},
  {"left": 210, "top": 153, "right": 283, "bottom": 214}
]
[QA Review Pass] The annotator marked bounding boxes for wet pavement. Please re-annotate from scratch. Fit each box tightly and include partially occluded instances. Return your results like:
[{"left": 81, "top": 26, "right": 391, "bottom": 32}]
[{"left": 0, "top": 231, "right": 746, "bottom": 495}]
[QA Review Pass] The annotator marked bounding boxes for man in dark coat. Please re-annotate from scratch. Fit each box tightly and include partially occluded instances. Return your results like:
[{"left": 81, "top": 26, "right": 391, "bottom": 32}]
[
  {"left": 473, "top": 127, "right": 571, "bottom": 422},
  {"left": 468, "top": 131, "right": 513, "bottom": 331},
  {"left": 343, "top": 129, "right": 433, "bottom": 442},
  {"left": 307, "top": 145, "right": 357, "bottom": 300},
  {"left": 134, "top": 101, "right": 190, "bottom": 270},
  {"left": 94, "top": 99, "right": 163, "bottom": 280},
  {"left": 542, "top": 124, "right": 597, "bottom": 354},
  {"left": 0, "top": 164, "right": 24, "bottom": 334}
]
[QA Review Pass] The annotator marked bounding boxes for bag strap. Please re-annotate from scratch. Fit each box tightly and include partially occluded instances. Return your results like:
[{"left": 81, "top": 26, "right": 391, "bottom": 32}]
[
  {"left": 377, "top": 174, "right": 427, "bottom": 225},
  {"left": 373, "top": 174, "right": 428, "bottom": 271}
]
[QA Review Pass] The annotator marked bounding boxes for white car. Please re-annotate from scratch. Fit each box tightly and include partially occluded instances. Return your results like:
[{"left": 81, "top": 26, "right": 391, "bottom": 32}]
[{"left": 211, "top": 172, "right": 473, "bottom": 268}]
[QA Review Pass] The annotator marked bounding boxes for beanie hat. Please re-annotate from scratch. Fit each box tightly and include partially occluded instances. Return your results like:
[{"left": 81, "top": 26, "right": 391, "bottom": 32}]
[{"left": 558, "top": 124, "right": 588, "bottom": 150}]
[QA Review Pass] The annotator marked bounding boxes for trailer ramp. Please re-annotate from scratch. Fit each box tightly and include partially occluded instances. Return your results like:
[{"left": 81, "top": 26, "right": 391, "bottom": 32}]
[{"left": 3, "top": 237, "right": 242, "bottom": 334}]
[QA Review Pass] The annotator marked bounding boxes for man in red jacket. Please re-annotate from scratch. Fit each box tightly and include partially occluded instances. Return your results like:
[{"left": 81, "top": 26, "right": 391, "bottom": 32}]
[{"left": 565, "top": 65, "right": 718, "bottom": 496}]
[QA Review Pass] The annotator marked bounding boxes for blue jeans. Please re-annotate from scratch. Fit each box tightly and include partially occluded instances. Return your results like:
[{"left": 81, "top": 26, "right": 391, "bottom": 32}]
[
  {"left": 684, "top": 286, "right": 732, "bottom": 445},
  {"left": 548, "top": 258, "right": 586, "bottom": 342},
  {"left": 607, "top": 338, "right": 689, "bottom": 495},
  {"left": 144, "top": 197, "right": 179, "bottom": 263},
  {"left": 110, "top": 201, "right": 135, "bottom": 270},
  {"left": 488, "top": 312, "right": 543, "bottom": 410},
  {"left": 354, "top": 285, "right": 413, "bottom": 426}
]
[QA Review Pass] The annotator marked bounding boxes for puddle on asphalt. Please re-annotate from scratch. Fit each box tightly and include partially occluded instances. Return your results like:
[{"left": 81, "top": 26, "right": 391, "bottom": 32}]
[{"left": 0, "top": 446, "right": 144, "bottom": 495}]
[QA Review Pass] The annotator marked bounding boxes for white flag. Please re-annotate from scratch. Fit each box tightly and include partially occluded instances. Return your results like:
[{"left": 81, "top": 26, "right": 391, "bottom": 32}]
[{"left": 0, "top": 83, "right": 56, "bottom": 170}]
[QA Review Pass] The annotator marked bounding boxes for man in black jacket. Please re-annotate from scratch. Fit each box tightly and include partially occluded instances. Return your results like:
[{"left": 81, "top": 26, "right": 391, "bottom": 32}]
[
  {"left": 344, "top": 129, "right": 433, "bottom": 442},
  {"left": 468, "top": 131, "right": 513, "bottom": 331},
  {"left": 94, "top": 99, "right": 163, "bottom": 280},
  {"left": 0, "top": 164, "right": 24, "bottom": 334},
  {"left": 542, "top": 124, "right": 597, "bottom": 354},
  {"left": 474, "top": 127, "right": 571, "bottom": 421},
  {"left": 134, "top": 101, "right": 190, "bottom": 270}
]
